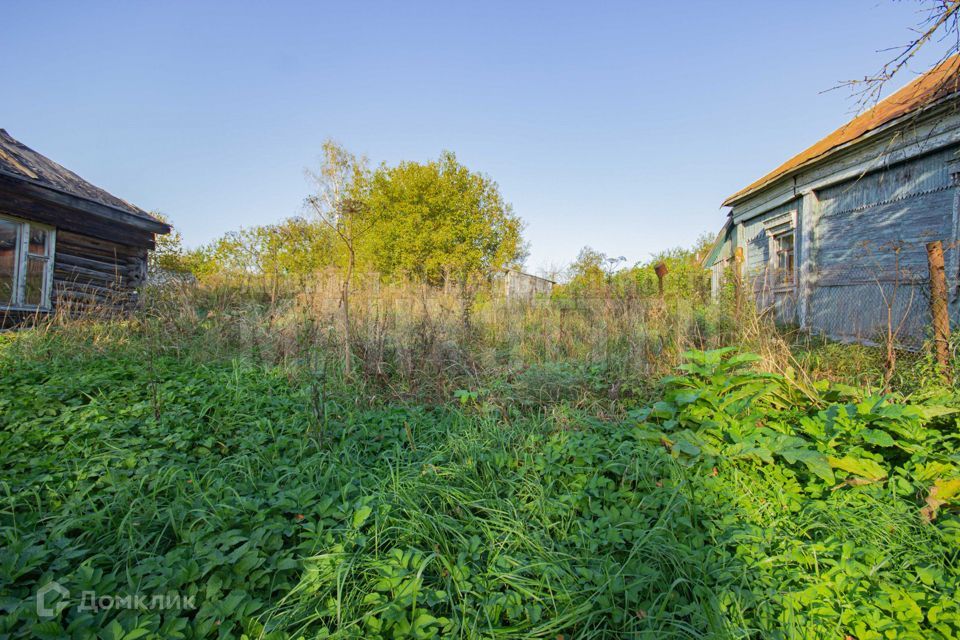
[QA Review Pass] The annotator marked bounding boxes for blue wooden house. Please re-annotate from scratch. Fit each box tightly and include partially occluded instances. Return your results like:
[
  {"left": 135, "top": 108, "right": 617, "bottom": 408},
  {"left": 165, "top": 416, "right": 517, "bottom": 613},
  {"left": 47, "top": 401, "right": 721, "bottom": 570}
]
[{"left": 706, "top": 56, "right": 960, "bottom": 344}]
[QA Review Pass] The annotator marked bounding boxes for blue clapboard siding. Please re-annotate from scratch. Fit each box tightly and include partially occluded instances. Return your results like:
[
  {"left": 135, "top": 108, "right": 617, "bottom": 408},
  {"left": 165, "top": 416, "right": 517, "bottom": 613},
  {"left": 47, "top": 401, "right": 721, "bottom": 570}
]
[
  {"left": 805, "top": 149, "right": 957, "bottom": 344},
  {"left": 815, "top": 148, "right": 954, "bottom": 280},
  {"left": 818, "top": 147, "right": 954, "bottom": 215},
  {"left": 808, "top": 282, "right": 930, "bottom": 344},
  {"left": 739, "top": 199, "right": 801, "bottom": 324},
  {"left": 712, "top": 102, "right": 960, "bottom": 345},
  {"left": 743, "top": 199, "right": 801, "bottom": 280},
  {"left": 815, "top": 189, "right": 953, "bottom": 282}
]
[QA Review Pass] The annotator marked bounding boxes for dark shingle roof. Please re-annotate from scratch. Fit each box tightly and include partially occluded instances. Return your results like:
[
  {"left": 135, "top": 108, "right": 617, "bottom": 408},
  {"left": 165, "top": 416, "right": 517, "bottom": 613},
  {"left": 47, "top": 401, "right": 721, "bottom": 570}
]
[{"left": 0, "top": 128, "right": 164, "bottom": 226}]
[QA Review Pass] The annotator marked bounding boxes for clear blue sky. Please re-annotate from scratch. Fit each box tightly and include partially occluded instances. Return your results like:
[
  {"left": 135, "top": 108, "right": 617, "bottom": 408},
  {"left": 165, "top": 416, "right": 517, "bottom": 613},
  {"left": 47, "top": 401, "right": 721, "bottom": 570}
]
[{"left": 2, "top": 1, "right": 947, "bottom": 273}]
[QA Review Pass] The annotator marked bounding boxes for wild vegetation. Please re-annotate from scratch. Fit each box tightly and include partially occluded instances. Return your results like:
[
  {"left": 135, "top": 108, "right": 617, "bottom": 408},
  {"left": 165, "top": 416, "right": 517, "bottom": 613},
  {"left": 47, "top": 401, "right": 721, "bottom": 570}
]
[
  {"left": 2, "top": 269, "right": 960, "bottom": 639},
  {"left": 157, "top": 143, "right": 525, "bottom": 290},
  {"left": 3, "top": 142, "right": 960, "bottom": 639},
  {"left": 7, "top": 1, "right": 960, "bottom": 638}
]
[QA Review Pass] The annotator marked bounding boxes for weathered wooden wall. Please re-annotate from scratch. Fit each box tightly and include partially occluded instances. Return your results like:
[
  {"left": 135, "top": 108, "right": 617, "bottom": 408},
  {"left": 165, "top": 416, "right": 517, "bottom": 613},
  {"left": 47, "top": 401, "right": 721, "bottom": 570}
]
[
  {"left": 53, "top": 230, "right": 147, "bottom": 312},
  {"left": 503, "top": 270, "right": 554, "bottom": 302},
  {"left": 0, "top": 176, "right": 156, "bottom": 249},
  {"left": 0, "top": 187, "right": 151, "bottom": 323},
  {"left": 724, "top": 104, "right": 960, "bottom": 346},
  {"left": 806, "top": 147, "right": 956, "bottom": 343},
  {"left": 742, "top": 198, "right": 802, "bottom": 324}
]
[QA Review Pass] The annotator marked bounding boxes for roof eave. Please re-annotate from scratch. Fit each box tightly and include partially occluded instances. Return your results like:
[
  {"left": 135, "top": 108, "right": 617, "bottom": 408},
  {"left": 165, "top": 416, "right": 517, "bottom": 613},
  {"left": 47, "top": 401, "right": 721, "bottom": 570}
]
[
  {"left": 701, "top": 216, "right": 733, "bottom": 268},
  {"left": 0, "top": 169, "right": 171, "bottom": 235},
  {"left": 722, "top": 90, "right": 960, "bottom": 209}
]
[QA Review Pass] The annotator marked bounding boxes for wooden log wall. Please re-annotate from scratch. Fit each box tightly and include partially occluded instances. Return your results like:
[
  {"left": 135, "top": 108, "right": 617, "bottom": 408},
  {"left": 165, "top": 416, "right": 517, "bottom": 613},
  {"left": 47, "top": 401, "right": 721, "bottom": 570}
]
[
  {"left": 0, "top": 179, "right": 160, "bottom": 323},
  {"left": 53, "top": 230, "right": 147, "bottom": 314}
]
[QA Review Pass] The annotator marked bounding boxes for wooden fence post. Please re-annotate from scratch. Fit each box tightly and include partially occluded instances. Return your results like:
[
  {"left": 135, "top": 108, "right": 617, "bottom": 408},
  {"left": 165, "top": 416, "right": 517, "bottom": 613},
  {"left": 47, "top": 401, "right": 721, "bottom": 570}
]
[
  {"left": 926, "top": 240, "right": 952, "bottom": 378},
  {"left": 733, "top": 247, "right": 744, "bottom": 315},
  {"left": 654, "top": 262, "right": 668, "bottom": 299}
]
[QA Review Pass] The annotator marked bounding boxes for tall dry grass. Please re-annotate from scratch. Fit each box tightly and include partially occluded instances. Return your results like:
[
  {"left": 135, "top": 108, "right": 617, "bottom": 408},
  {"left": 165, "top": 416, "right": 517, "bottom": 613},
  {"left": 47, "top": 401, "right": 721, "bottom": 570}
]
[{"left": 2, "top": 269, "right": 816, "bottom": 408}]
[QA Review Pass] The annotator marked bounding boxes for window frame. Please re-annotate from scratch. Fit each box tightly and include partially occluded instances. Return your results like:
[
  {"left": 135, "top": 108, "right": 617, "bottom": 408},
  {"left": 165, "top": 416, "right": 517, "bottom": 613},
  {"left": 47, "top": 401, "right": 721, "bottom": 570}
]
[
  {"left": 0, "top": 213, "right": 56, "bottom": 310},
  {"left": 763, "top": 210, "right": 797, "bottom": 292},
  {"left": 774, "top": 230, "right": 796, "bottom": 288}
]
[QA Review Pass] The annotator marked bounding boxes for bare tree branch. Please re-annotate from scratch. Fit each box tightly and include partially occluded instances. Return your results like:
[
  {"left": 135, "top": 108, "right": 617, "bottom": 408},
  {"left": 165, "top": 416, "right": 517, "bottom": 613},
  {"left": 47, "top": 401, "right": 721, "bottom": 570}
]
[{"left": 833, "top": 0, "right": 960, "bottom": 112}]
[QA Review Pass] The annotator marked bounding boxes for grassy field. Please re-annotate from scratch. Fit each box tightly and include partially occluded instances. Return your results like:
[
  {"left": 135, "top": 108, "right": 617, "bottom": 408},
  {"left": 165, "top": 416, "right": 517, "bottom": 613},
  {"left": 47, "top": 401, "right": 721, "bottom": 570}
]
[{"left": 2, "top": 289, "right": 960, "bottom": 639}]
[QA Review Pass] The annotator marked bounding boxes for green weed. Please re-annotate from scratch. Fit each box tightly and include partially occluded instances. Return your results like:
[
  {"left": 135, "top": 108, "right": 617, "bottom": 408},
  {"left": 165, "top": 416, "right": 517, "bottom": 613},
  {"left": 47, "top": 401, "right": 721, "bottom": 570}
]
[{"left": 2, "top": 337, "right": 960, "bottom": 638}]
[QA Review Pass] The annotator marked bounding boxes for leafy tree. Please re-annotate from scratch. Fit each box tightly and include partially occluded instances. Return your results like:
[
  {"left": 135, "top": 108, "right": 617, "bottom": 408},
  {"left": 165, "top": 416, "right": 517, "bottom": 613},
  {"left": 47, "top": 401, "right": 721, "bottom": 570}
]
[
  {"left": 565, "top": 247, "right": 607, "bottom": 296},
  {"left": 205, "top": 229, "right": 261, "bottom": 275},
  {"left": 305, "top": 140, "right": 374, "bottom": 377},
  {"left": 559, "top": 235, "right": 713, "bottom": 303},
  {"left": 147, "top": 212, "right": 190, "bottom": 273},
  {"left": 260, "top": 217, "right": 336, "bottom": 283},
  {"left": 185, "top": 218, "right": 334, "bottom": 284},
  {"left": 361, "top": 151, "right": 525, "bottom": 286},
  {"left": 203, "top": 219, "right": 335, "bottom": 298}
]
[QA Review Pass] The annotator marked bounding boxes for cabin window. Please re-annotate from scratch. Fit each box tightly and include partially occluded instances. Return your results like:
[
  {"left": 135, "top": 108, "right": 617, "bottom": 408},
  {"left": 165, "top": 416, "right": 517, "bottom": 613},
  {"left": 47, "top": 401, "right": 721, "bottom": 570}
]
[
  {"left": 762, "top": 209, "right": 797, "bottom": 290},
  {"left": 0, "top": 214, "right": 55, "bottom": 309},
  {"left": 774, "top": 231, "right": 795, "bottom": 286}
]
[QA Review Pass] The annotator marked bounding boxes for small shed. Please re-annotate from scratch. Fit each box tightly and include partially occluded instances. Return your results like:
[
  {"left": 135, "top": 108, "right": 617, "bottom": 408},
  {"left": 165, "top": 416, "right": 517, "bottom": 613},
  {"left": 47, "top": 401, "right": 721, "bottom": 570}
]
[
  {"left": 706, "top": 55, "right": 960, "bottom": 345},
  {"left": 501, "top": 268, "right": 555, "bottom": 302},
  {"left": 0, "top": 129, "right": 169, "bottom": 322}
]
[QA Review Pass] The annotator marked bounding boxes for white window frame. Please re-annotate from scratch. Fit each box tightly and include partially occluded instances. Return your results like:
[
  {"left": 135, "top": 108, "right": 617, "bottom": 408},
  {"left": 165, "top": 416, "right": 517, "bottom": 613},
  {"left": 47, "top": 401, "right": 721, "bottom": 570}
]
[{"left": 0, "top": 213, "right": 56, "bottom": 310}]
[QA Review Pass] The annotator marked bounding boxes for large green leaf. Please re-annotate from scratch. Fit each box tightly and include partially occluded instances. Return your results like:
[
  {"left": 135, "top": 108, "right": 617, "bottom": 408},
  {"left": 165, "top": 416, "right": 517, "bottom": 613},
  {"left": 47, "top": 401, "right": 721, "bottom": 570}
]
[
  {"left": 780, "top": 448, "right": 835, "bottom": 483},
  {"left": 827, "top": 455, "right": 887, "bottom": 481},
  {"left": 861, "top": 429, "right": 896, "bottom": 448}
]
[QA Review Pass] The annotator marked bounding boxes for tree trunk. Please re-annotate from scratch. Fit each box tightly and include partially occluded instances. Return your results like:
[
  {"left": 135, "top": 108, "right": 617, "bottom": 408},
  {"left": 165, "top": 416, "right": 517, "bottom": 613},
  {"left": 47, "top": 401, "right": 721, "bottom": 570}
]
[
  {"left": 271, "top": 265, "right": 278, "bottom": 306},
  {"left": 341, "top": 247, "right": 355, "bottom": 377},
  {"left": 459, "top": 274, "right": 476, "bottom": 332}
]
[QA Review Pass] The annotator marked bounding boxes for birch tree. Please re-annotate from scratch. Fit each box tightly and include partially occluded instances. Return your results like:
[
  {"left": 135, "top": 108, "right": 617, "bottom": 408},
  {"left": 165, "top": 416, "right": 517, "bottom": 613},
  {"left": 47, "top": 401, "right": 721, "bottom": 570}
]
[{"left": 305, "top": 140, "right": 372, "bottom": 377}]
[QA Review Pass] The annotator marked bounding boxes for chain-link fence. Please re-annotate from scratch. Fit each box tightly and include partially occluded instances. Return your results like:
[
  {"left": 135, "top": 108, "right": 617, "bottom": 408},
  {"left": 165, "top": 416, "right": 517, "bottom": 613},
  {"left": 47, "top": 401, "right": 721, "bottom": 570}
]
[{"left": 743, "top": 239, "right": 951, "bottom": 350}]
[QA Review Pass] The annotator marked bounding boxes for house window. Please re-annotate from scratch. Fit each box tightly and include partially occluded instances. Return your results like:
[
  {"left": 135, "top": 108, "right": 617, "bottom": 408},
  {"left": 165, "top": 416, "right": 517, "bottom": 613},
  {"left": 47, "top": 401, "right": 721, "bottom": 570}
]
[
  {"left": 774, "top": 231, "right": 795, "bottom": 286},
  {"left": 761, "top": 209, "right": 797, "bottom": 290},
  {"left": 0, "top": 214, "right": 55, "bottom": 309}
]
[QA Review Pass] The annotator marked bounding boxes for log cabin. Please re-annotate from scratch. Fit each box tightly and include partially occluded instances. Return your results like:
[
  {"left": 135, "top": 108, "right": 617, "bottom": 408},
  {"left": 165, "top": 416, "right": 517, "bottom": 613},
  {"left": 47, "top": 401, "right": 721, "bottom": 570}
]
[
  {"left": 0, "top": 129, "right": 169, "bottom": 323},
  {"left": 705, "top": 55, "right": 960, "bottom": 346}
]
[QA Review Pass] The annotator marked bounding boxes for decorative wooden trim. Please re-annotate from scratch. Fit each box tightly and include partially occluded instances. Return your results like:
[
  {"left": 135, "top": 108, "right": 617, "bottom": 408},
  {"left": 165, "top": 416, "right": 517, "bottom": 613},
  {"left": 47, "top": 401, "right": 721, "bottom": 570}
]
[
  {"left": 764, "top": 213, "right": 798, "bottom": 294},
  {"left": 762, "top": 209, "right": 797, "bottom": 234}
]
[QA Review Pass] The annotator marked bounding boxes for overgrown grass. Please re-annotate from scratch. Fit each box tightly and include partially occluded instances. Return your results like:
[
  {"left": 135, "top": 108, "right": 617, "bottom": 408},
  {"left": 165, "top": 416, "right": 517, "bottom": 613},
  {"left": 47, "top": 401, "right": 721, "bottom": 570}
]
[{"left": 3, "top": 315, "right": 960, "bottom": 638}]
